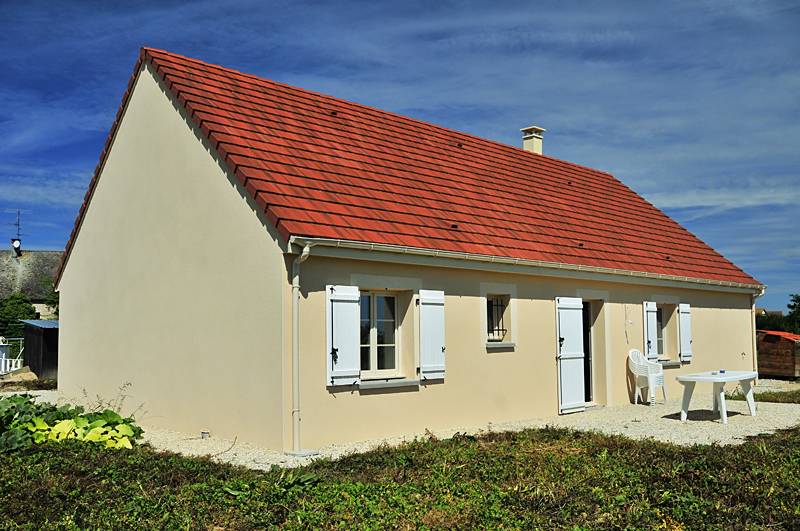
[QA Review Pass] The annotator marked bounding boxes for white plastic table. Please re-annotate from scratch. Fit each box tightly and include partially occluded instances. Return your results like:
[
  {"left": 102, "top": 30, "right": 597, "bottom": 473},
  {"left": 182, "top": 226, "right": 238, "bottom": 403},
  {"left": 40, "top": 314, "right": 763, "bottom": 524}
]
[{"left": 675, "top": 371, "right": 757, "bottom": 424}]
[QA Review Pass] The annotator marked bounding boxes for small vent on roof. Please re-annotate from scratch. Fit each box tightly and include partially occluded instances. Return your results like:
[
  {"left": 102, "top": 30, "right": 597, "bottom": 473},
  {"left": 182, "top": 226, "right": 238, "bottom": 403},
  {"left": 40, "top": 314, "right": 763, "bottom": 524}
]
[
  {"left": 578, "top": 243, "right": 584, "bottom": 247},
  {"left": 457, "top": 142, "right": 463, "bottom": 147},
  {"left": 330, "top": 110, "right": 338, "bottom": 116},
  {"left": 450, "top": 224, "right": 458, "bottom": 229},
  {"left": 666, "top": 256, "right": 671, "bottom": 260}
]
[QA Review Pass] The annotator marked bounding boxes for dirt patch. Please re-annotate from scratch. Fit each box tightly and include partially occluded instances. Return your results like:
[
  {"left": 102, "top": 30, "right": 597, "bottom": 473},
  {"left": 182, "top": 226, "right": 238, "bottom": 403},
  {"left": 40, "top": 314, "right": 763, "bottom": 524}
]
[{"left": 0, "top": 374, "right": 57, "bottom": 393}]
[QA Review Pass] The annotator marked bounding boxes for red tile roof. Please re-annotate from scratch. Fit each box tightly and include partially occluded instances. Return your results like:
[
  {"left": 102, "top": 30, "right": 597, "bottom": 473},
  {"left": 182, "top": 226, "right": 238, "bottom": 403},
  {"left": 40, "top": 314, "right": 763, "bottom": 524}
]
[
  {"left": 56, "top": 48, "right": 761, "bottom": 287},
  {"left": 757, "top": 330, "right": 800, "bottom": 342}
]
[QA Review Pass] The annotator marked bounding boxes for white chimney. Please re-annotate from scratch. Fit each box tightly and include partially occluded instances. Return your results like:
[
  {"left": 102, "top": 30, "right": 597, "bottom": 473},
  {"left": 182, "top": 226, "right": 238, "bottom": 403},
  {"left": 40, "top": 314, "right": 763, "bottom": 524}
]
[
  {"left": 11, "top": 239, "right": 21, "bottom": 257},
  {"left": 520, "top": 126, "right": 545, "bottom": 155}
]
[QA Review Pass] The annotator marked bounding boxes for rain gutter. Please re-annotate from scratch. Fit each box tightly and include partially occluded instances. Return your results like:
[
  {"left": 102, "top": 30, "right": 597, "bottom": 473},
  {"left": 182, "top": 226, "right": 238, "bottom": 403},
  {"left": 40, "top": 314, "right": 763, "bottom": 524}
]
[{"left": 288, "top": 237, "right": 766, "bottom": 294}]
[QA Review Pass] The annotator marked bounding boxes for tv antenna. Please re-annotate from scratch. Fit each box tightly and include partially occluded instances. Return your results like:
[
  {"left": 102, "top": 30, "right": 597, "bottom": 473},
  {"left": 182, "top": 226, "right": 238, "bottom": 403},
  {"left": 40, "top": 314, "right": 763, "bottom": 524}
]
[{"left": 3, "top": 209, "right": 31, "bottom": 240}]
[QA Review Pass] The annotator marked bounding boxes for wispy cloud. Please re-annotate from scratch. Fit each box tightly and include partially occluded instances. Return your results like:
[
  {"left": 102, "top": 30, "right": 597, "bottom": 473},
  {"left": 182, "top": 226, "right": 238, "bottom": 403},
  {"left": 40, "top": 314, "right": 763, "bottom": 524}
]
[
  {"left": 0, "top": 173, "right": 88, "bottom": 208},
  {"left": 647, "top": 180, "right": 800, "bottom": 212}
]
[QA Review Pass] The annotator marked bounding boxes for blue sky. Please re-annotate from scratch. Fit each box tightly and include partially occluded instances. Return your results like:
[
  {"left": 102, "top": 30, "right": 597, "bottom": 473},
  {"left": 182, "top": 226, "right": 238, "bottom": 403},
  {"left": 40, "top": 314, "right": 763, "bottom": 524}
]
[{"left": 0, "top": 1, "right": 798, "bottom": 310}]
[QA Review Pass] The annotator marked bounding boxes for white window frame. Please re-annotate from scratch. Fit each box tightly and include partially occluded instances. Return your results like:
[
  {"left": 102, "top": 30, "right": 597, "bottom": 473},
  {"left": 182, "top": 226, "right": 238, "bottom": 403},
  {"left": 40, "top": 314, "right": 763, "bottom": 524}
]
[{"left": 359, "top": 291, "right": 402, "bottom": 379}]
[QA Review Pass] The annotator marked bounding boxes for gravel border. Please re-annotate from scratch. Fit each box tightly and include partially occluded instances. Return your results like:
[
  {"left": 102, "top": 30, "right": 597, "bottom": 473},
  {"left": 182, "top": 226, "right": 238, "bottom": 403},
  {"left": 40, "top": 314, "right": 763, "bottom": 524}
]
[
  {"left": 4, "top": 382, "right": 797, "bottom": 470},
  {"left": 141, "top": 379, "right": 800, "bottom": 470},
  {"left": 0, "top": 390, "right": 58, "bottom": 404}
]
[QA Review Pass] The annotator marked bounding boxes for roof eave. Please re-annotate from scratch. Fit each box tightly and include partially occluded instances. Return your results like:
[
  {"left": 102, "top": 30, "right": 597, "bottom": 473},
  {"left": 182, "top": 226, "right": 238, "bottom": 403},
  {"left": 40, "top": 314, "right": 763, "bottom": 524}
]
[{"left": 288, "top": 236, "right": 766, "bottom": 295}]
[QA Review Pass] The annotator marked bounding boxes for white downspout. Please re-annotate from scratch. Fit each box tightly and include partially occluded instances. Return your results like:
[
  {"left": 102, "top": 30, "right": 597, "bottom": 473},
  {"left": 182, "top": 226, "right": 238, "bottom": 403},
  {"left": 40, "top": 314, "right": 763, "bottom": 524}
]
[
  {"left": 751, "top": 287, "right": 766, "bottom": 374},
  {"left": 287, "top": 243, "right": 318, "bottom": 456}
]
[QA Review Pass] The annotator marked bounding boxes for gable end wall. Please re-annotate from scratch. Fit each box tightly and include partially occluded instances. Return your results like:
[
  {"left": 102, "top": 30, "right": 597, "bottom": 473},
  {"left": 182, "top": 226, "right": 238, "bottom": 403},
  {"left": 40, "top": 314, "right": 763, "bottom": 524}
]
[{"left": 57, "top": 63, "right": 287, "bottom": 449}]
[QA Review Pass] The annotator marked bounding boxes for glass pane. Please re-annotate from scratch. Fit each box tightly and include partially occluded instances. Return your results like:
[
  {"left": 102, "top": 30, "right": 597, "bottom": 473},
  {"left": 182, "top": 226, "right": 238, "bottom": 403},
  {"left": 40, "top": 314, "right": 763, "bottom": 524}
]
[
  {"left": 376, "top": 296, "right": 395, "bottom": 321},
  {"left": 377, "top": 346, "right": 395, "bottom": 370},
  {"left": 487, "top": 299, "right": 494, "bottom": 336},
  {"left": 360, "top": 295, "right": 370, "bottom": 321},
  {"left": 376, "top": 319, "right": 395, "bottom": 345},
  {"left": 361, "top": 346, "right": 370, "bottom": 371},
  {"left": 360, "top": 320, "right": 371, "bottom": 345},
  {"left": 487, "top": 297, "right": 506, "bottom": 341}
]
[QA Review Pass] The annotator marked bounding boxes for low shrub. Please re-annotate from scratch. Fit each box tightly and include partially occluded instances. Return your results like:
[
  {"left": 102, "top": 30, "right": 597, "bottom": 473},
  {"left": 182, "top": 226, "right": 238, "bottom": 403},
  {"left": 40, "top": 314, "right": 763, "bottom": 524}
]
[{"left": 0, "top": 394, "right": 143, "bottom": 453}]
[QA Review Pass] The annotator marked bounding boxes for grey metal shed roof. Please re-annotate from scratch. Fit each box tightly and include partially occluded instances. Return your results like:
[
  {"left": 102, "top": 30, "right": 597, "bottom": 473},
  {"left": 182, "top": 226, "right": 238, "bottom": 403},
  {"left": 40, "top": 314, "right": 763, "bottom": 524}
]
[{"left": 19, "top": 320, "right": 59, "bottom": 329}]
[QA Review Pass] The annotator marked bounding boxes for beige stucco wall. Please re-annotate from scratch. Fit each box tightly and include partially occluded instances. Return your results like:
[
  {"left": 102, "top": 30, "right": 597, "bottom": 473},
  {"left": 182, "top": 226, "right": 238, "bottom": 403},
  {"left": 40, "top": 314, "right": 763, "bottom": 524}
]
[
  {"left": 57, "top": 63, "right": 287, "bottom": 449},
  {"left": 290, "top": 254, "right": 757, "bottom": 450}
]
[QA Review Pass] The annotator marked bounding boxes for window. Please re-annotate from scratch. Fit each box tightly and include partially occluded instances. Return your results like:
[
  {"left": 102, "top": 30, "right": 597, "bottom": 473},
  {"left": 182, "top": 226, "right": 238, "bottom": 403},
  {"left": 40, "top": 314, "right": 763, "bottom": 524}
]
[
  {"left": 481, "top": 283, "right": 516, "bottom": 349},
  {"left": 644, "top": 300, "right": 691, "bottom": 363},
  {"left": 360, "top": 292, "right": 398, "bottom": 377},
  {"left": 656, "top": 304, "right": 677, "bottom": 360},
  {"left": 326, "top": 285, "right": 446, "bottom": 387},
  {"left": 487, "top": 296, "right": 509, "bottom": 342}
]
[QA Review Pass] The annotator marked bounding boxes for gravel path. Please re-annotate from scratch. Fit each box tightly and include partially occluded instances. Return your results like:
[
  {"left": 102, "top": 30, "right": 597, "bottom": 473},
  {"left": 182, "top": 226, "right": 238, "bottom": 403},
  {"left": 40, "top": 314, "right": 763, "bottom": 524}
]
[
  {"left": 142, "top": 379, "right": 800, "bottom": 470},
  {"left": 0, "top": 390, "right": 58, "bottom": 403}
]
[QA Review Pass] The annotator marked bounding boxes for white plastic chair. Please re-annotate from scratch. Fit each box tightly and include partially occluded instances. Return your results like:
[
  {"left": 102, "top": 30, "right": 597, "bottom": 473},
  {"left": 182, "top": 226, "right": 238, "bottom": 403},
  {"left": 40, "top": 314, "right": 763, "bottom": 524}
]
[{"left": 628, "top": 349, "right": 667, "bottom": 406}]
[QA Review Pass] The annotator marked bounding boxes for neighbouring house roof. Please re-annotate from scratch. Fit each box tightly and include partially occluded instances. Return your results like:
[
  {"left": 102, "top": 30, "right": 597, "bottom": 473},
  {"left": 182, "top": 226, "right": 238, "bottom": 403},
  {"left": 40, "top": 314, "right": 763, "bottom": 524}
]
[
  {"left": 0, "top": 250, "right": 61, "bottom": 302},
  {"left": 757, "top": 330, "right": 800, "bottom": 342},
  {"left": 56, "top": 47, "right": 761, "bottom": 289}
]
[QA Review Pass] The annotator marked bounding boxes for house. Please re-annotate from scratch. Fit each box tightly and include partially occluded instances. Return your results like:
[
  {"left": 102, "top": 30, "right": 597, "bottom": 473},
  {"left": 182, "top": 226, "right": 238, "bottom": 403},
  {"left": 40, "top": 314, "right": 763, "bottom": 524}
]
[
  {"left": 757, "top": 329, "right": 800, "bottom": 378},
  {"left": 55, "top": 48, "right": 764, "bottom": 453},
  {"left": 0, "top": 244, "right": 61, "bottom": 320}
]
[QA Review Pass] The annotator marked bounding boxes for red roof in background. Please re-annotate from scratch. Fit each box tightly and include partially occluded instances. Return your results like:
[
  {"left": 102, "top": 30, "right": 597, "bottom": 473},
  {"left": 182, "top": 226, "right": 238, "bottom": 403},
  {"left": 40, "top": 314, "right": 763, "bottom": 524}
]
[
  {"left": 56, "top": 48, "right": 761, "bottom": 287},
  {"left": 757, "top": 330, "right": 800, "bottom": 342}
]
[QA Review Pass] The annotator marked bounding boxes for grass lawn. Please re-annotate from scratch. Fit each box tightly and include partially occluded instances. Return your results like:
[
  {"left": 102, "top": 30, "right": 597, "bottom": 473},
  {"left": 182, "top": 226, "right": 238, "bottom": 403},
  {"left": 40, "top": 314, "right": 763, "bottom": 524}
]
[
  {"left": 2, "top": 388, "right": 800, "bottom": 530},
  {"left": 2, "top": 427, "right": 800, "bottom": 530},
  {"left": 728, "top": 387, "right": 800, "bottom": 404}
]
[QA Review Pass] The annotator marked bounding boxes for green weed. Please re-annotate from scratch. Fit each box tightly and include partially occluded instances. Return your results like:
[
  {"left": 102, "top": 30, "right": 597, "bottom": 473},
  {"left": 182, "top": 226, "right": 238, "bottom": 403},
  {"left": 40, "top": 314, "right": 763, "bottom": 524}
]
[
  {"left": 1, "top": 425, "right": 799, "bottom": 529},
  {"left": 727, "top": 387, "right": 800, "bottom": 404}
]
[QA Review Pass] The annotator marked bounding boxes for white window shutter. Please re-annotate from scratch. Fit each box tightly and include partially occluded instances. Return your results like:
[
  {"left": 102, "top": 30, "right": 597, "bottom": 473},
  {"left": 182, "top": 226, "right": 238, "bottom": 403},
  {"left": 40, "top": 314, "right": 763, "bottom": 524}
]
[
  {"left": 419, "top": 289, "right": 446, "bottom": 381},
  {"left": 678, "top": 303, "right": 693, "bottom": 362},
  {"left": 326, "top": 285, "right": 360, "bottom": 387},
  {"left": 643, "top": 301, "right": 658, "bottom": 362}
]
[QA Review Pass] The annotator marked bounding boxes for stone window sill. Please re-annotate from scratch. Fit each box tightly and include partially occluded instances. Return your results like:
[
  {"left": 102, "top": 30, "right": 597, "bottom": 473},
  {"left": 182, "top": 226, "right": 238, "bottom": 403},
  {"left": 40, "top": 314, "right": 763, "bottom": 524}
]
[
  {"left": 358, "top": 378, "right": 420, "bottom": 390},
  {"left": 486, "top": 342, "right": 516, "bottom": 350}
]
